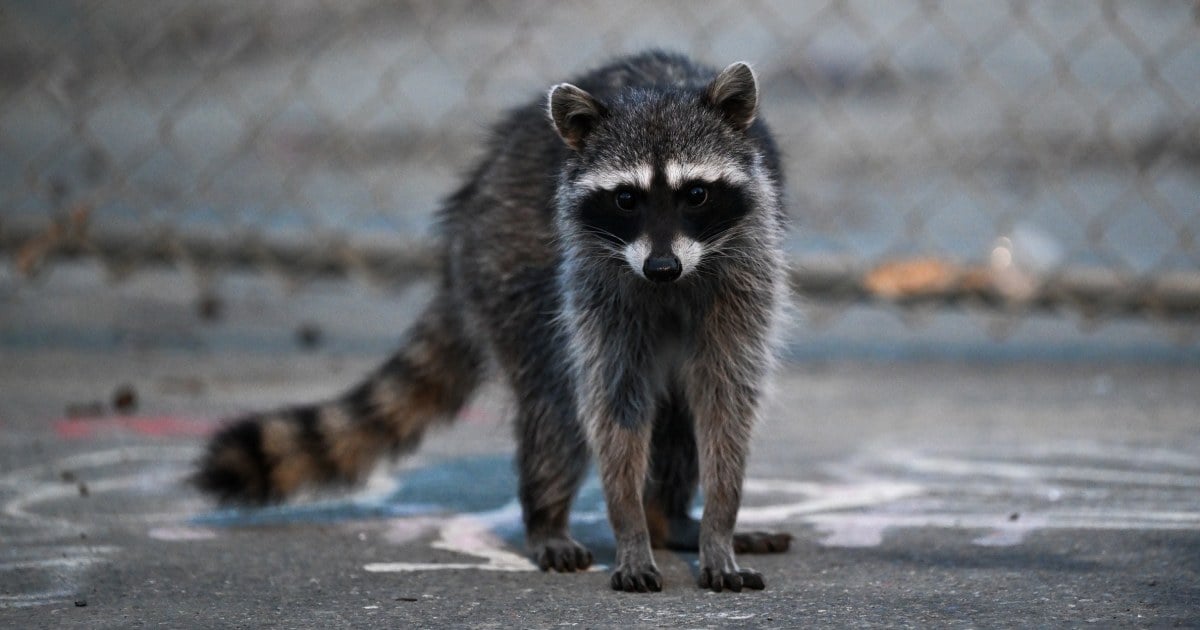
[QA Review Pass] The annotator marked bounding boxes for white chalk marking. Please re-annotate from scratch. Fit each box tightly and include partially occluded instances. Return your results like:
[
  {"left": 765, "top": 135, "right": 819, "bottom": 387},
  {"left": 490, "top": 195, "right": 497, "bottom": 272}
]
[
  {"left": 148, "top": 526, "right": 218, "bottom": 541},
  {"left": 805, "top": 445, "right": 1200, "bottom": 548},
  {"left": 894, "top": 452, "right": 1200, "bottom": 488},
  {"left": 0, "top": 446, "right": 198, "bottom": 486},
  {"left": 365, "top": 503, "right": 539, "bottom": 573},
  {"left": 736, "top": 480, "right": 923, "bottom": 524},
  {"left": 1017, "top": 442, "right": 1200, "bottom": 469},
  {"left": 5, "top": 472, "right": 194, "bottom": 529},
  {"left": 0, "top": 546, "right": 118, "bottom": 609}
]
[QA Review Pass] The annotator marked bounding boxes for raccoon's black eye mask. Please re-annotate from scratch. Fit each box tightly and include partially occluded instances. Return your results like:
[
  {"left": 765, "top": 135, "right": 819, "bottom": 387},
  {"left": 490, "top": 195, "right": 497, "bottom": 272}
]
[
  {"left": 677, "top": 182, "right": 752, "bottom": 242},
  {"left": 576, "top": 181, "right": 751, "bottom": 245}
]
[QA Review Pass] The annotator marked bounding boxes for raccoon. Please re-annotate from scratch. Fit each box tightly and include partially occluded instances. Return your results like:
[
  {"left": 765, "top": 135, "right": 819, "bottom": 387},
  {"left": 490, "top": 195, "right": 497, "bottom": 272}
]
[{"left": 196, "top": 50, "right": 791, "bottom": 593}]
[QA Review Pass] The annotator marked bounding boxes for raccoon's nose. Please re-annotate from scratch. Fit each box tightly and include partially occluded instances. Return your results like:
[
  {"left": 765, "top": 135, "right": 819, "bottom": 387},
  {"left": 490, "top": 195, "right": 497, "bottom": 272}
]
[{"left": 643, "top": 255, "right": 682, "bottom": 283}]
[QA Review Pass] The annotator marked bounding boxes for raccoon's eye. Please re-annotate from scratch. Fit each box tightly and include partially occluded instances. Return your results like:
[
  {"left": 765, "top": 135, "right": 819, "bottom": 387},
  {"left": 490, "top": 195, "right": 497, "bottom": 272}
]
[
  {"left": 614, "top": 189, "right": 638, "bottom": 213},
  {"left": 685, "top": 185, "right": 708, "bottom": 208}
]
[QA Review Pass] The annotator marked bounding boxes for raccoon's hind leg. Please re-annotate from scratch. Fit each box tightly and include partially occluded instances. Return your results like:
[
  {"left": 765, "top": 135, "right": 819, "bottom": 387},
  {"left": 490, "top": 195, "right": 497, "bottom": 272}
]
[
  {"left": 645, "top": 390, "right": 702, "bottom": 551},
  {"left": 645, "top": 392, "right": 792, "bottom": 556},
  {"left": 194, "top": 291, "right": 484, "bottom": 503}
]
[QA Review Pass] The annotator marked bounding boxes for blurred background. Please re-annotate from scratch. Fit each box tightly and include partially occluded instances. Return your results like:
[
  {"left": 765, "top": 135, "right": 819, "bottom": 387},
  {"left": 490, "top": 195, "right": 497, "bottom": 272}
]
[{"left": 2, "top": 0, "right": 1198, "bottom": 362}]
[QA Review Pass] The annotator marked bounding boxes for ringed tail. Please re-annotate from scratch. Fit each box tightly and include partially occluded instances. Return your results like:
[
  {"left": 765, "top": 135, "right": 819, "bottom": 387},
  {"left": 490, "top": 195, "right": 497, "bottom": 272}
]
[{"left": 193, "top": 294, "right": 482, "bottom": 503}]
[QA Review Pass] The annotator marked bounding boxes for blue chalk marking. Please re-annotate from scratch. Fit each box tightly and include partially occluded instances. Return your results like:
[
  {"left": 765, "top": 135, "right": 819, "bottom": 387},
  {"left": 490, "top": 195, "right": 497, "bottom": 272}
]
[{"left": 190, "top": 454, "right": 617, "bottom": 552}]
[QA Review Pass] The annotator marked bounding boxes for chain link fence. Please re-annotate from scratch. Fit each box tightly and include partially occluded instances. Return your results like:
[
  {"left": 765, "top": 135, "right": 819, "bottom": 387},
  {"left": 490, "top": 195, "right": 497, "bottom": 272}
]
[{"left": 2, "top": 1, "right": 1198, "bottom": 330}]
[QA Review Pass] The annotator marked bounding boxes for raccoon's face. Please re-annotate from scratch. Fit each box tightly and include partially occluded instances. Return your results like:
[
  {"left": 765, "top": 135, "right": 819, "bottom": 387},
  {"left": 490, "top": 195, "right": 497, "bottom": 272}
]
[
  {"left": 550, "top": 62, "right": 765, "bottom": 283},
  {"left": 573, "top": 165, "right": 753, "bottom": 282}
]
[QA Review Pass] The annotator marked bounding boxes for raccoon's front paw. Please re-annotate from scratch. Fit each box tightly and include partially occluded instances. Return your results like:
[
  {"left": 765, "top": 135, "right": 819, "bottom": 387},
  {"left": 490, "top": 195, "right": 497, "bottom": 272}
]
[
  {"left": 610, "top": 562, "right": 663, "bottom": 592},
  {"left": 697, "top": 549, "right": 766, "bottom": 592},
  {"left": 531, "top": 536, "right": 593, "bottom": 572},
  {"left": 697, "top": 565, "right": 765, "bottom": 592}
]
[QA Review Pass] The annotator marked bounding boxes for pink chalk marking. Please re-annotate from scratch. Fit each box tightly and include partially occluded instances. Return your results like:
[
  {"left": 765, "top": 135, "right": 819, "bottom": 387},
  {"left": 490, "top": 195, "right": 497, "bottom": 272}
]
[{"left": 54, "top": 416, "right": 218, "bottom": 440}]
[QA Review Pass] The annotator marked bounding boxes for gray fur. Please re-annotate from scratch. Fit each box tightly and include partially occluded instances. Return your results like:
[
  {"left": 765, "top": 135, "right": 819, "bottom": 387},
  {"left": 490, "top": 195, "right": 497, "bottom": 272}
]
[{"left": 195, "top": 50, "right": 790, "bottom": 593}]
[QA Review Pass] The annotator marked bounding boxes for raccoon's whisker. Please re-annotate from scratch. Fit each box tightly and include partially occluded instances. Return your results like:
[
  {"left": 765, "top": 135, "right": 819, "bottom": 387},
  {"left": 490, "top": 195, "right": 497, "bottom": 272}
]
[
  {"left": 698, "top": 215, "right": 753, "bottom": 242},
  {"left": 576, "top": 239, "right": 626, "bottom": 262}
]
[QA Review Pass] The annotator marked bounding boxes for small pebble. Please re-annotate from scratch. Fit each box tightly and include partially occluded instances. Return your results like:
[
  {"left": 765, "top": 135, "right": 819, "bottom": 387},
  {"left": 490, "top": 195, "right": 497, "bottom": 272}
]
[
  {"left": 197, "top": 293, "right": 224, "bottom": 321},
  {"left": 296, "top": 322, "right": 323, "bottom": 349},
  {"left": 112, "top": 384, "right": 138, "bottom": 414}
]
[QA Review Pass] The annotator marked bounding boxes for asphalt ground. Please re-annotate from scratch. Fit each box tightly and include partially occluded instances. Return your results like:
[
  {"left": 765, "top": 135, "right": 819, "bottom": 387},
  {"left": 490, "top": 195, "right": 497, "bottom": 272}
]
[{"left": 2, "top": 265, "right": 1198, "bottom": 628}]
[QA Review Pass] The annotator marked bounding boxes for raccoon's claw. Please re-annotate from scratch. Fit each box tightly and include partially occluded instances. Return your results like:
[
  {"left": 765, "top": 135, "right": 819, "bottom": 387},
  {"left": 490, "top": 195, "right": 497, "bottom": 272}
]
[
  {"left": 533, "top": 537, "right": 593, "bottom": 573},
  {"left": 610, "top": 564, "right": 663, "bottom": 592},
  {"left": 733, "top": 531, "right": 793, "bottom": 554},
  {"left": 698, "top": 567, "right": 765, "bottom": 592}
]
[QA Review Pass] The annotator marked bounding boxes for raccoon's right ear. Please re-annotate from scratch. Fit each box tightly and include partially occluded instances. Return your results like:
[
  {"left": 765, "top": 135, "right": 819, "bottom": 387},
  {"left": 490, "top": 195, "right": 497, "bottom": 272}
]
[
  {"left": 705, "top": 62, "right": 759, "bottom": 132},
  {"left": 548, "top": 83, "right": 607, "bottom": 151}
]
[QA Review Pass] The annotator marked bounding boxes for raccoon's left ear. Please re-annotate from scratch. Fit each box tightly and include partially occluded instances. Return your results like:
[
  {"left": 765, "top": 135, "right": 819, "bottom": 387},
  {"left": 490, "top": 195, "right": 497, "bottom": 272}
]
[
  {"left": 705, "top": 62, "right": 758, "bottom": 132},
  {"left": 548, "top": 83, "right": 608, "bottom": 152}
]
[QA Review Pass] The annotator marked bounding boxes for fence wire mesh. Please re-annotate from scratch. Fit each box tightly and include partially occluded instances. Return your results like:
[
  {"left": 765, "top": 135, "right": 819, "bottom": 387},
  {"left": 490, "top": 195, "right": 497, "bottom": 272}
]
[{"left": 2, "top": 1, "right": 1198, "bottom": 330}]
